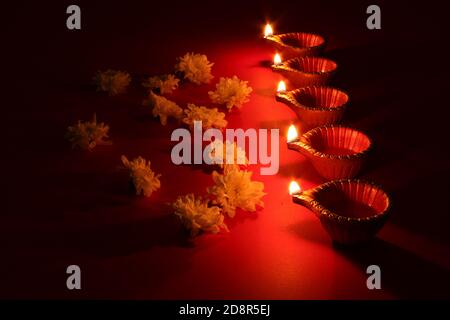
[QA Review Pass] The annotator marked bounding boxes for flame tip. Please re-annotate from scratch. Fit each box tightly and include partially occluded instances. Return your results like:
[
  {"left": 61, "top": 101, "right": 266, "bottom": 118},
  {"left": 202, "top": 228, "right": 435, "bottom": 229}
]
[
  {"left": 287, "top": 124, "right": 298, "bottom": 142},
  {"left": 289, "top": 180, "right": 301, "bottom": 195},
  {"left": 264, "top": 23, "right": 274, "bottom": 37},
  {"left": 277, "top": 80, "right": 287, "bottom": 93},
  {"left": 274, "top": 53, "right": 282, "bottom": 65}
]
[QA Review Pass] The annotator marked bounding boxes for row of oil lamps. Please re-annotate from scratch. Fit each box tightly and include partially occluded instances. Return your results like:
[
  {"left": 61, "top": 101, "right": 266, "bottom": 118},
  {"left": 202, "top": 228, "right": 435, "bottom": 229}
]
[{"left": 263, "top": 23, "right": 391, "bottom": 246}]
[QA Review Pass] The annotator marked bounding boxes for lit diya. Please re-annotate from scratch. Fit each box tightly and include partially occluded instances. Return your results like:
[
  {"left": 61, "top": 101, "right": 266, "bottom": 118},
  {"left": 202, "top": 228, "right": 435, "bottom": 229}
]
[
  {"left": 287, "top": 125, "right": 371, "bottom": 180},
  {"left": 272, "top": 56, "right": 337, "bottom": 88},
  {"left": 276, "top": 86, "right": 348, "bottom": 132},
  {"left": 265, "top": 32, "right": 326, "bottom": 60},
  {"left": 289, "top": 179, "right": 390, "bottom": 245}
]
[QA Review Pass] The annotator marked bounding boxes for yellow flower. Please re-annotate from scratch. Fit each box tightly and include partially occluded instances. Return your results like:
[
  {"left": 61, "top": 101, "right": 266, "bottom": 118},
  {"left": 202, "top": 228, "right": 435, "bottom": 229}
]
[
  {"left": 121, "top": 155, "right": 161, "bottom": 197},
  {"left": 175, "top": 52, "right": 214, "bottom": 84},
  {"left": 208, "top": 165, "right": 265, "bottom": 217},
  {"left": 143, "top": 92, "right": 183, "bottom": 125},
  {"left": 65, "top": 114, "right": 111, "bottom": 151},
  {"left": 172, "top": 194, "right": 228, "bottom": 236},
  {"left": 208, "top": 76, "right": 252, "bottom": 111},
  {"left": 142, "top": 74, "right": 179, "bottom": 95},
  {"left": 93, "top": 69, "right": 131, "bottom": 96},
  {"left": 182, "top": 103, "right": 227, "bottom": 130}
]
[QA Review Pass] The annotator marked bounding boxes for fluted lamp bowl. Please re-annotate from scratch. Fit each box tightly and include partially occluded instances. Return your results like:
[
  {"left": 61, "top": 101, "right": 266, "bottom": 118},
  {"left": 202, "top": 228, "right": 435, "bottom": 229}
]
[
  {"left": 273, "top": 56, "right": 337, "bottom": 88},
  {"left": 265, "top": 32, "right": 326, "bottom": 59},
  {"left": 292, "top": 179, "right": 390, "bottom": 245},
  {"left": 288, "top": 125, "right": 372, "bottom": 180},
  {"left": 276, "top": 86, "right": 349, "bottom": 132}
]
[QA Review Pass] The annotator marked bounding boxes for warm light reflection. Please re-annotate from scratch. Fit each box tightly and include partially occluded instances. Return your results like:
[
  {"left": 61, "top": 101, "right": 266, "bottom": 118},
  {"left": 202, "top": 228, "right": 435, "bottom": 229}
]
[
  {"left": 274, "top": 53, "right": 282, "bottom": 65},
  {"left": 277, "top": 80, "right": 286, "bottom": 93},
  {"left": 287, "top": 125, "right": 298, "bottom": 143},
  {"left": 289, "top": 181, "right": 301, "bottom": 195},
  {"left": 264, "top": 24, "right": 273, "bottom": 37}
]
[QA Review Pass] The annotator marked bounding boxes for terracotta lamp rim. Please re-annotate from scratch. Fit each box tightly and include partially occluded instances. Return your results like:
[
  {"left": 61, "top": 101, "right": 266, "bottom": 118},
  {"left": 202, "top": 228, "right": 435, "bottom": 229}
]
[
  {"left": 293, "top": 178, "right": 390, "bottom": 223},
  {"left": 277, "top": 86, "right": 349, "bottom": 112},
  {"left": 289, "top": 125, "right": 372, "bottom": 161}
]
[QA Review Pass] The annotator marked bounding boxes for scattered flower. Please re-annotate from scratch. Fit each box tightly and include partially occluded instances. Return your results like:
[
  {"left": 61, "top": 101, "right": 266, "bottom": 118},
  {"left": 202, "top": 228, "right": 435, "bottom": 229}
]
[
  {"left": 142, "top": 74, "right": 179, "bottom": 95},
  {"left": 209, "top": 76, "right": 252, "bottom": 111},
  {"left": 172, "top": 193, "right": 228, "bottom": 236},
  {"left": 121, "top": 155, "right": 161, "bottom": 197},
  {"left": 65, "top": 114, "right": 111, "bottom": 151},
  {"left": 143, "top": 91, "right": 183, "bottom": 125},
  {"left": 182, "top": 104, "right": 227, "bottom": 130},
  {"left": 93, "top": 69, "right": 131, "bottom": 96},
  {"left": 175, "top": 52, "right": 214, "bottom": 84},
  {"left": 208, "top": 165, "right": 265, "bottom": 217},
  {"left": 205, "top": 139, "right": 248, "bottom": 168}
]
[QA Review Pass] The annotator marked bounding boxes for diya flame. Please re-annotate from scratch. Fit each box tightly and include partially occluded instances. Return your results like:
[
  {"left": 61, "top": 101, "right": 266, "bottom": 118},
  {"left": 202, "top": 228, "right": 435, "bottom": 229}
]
[
  {"left": 264, "top": 23, "right": 273, "bottom": 37},
  {"left": 289, "top": 181, "right": 301, "bottom": 195}
]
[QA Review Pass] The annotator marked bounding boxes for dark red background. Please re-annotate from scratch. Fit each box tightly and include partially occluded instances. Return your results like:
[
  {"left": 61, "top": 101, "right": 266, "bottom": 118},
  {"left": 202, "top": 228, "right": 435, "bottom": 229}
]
[{"left": 3, "top": 0, "right": 450, "bottom": 299}]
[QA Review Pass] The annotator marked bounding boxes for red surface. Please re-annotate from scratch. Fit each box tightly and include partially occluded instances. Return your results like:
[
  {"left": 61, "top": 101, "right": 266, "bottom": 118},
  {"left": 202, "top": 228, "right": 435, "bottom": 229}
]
[{"left": 3, "top": 1, "right": 450, "bottom": 299}]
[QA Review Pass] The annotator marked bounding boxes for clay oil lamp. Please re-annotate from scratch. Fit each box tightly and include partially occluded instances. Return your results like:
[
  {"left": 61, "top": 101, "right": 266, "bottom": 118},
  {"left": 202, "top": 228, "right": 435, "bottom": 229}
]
[
  {"left": 265, "top": 32, "right": 326, "bottom": 60},
  {"left": 287, "top": 125, "right": 372, "bottom": 180},
  {"left": 276, "top": 86, "right": 348, "bottom": 132},
  {"left": 289, "top": 179, "right": 390, "bottom": 245},
  {"left": 272, "top": 56, "right": 337, "bottom": 88}
]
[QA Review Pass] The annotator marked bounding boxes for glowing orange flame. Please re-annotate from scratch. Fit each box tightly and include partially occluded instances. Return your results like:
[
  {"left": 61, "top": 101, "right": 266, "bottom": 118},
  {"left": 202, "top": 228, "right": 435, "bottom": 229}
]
[
  {"left": 264, "top": 23, "right": 273, "bottom": 37},
  {"left": 289, "top": 181, "right": 301, "bottom": 195},
  {"left": 277, "top": 80, "right": 286, "bottom": 93},
  {"left": 274, "top": 53, "right": 282, "bottom": 65},
  {"left": 287, "top": 125, "right": 298, "bottom": 143}
]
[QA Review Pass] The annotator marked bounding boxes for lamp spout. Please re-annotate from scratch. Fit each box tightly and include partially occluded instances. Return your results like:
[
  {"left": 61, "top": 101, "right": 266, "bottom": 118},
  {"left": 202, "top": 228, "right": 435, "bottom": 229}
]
[
  {"left": 292, "top": 192, "right": 316, "bottom": 212},
  {"left": 287, "top": 140, "right": 310, "bottom": 158}
]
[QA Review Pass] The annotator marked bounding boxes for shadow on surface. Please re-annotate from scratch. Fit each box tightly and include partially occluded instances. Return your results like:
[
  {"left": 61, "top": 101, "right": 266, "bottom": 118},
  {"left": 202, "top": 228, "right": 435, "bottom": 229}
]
[{"left": 335, "top": 239, "right": 450, "bottom": 299}]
